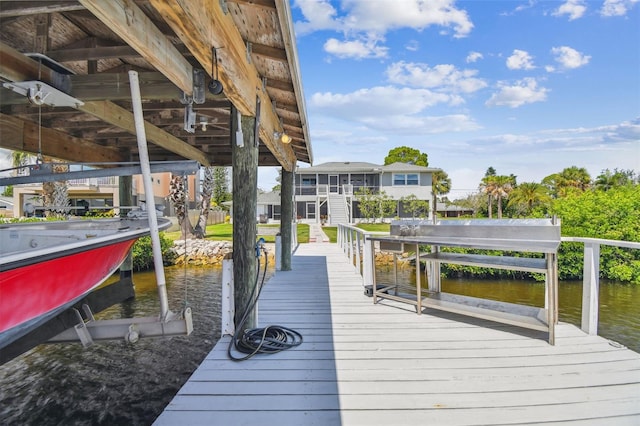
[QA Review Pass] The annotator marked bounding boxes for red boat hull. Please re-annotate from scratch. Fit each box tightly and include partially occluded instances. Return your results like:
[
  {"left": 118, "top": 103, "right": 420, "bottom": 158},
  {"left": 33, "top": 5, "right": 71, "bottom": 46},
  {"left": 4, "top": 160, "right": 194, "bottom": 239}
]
[{"left": 0, "top": 239, "right": 135, "bottom": 335}]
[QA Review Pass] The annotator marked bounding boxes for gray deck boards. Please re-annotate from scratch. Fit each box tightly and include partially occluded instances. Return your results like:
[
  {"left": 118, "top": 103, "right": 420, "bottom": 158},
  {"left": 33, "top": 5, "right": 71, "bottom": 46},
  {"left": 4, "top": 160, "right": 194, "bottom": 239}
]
[{"left": 154, "top": 243, "right": 640, "bottom": 426}]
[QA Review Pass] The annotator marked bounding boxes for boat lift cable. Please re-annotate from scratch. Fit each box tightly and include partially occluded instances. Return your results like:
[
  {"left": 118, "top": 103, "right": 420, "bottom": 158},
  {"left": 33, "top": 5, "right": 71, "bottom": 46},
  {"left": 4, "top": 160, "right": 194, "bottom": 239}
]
[{"left": 227, "top": 240, "right": 303, "bottom": 361}]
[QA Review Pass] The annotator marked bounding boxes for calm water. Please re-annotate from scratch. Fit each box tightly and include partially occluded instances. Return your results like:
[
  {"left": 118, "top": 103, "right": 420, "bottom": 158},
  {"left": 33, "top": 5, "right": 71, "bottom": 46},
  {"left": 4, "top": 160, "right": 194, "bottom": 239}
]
[
  {"left": 0, "top": 266, "right": 224, "bottom": 425},
  {"left": 380, "top": 266, "right": 640, "bottom": 353},
  {"left": 1, "top": 265, "right": 639, "bottom": 425}
]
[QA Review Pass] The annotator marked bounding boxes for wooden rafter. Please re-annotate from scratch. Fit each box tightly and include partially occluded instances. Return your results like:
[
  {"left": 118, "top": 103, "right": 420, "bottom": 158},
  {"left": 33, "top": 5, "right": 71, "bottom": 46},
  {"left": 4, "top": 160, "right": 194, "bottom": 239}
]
[
  {"left": 0, "top": 113, "right": 123, "bottom": 163},
  {"left": 147, "top": 0, "right": 296, "bottom": 171},
  {"left": 78, "top": 0, "right": 194, "bottom": 96},
  {"left": 0, "top": 41, "right": 210, "bottom": 166}
]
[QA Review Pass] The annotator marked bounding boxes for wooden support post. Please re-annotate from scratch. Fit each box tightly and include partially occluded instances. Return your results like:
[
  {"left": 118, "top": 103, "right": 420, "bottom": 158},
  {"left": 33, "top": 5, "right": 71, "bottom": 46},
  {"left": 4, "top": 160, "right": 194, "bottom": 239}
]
[
  {"left": 232, "top": 106, "right": 258, "bottom": 330},
  {"left": 118, "top": 175, "right": 134, "bottom": 286},
  {"left": 280, "top": 168, "right": 293, "bottom": 271}
]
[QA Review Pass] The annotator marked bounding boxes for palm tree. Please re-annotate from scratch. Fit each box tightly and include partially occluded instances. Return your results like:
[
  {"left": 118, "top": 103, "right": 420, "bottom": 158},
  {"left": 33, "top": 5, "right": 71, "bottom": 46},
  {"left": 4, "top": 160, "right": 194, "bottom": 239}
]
[
  {"left": 490, "top": 175, "right": 513, "bottom": 218},
  {"left": 594, "top": 168, "right": 636, "bottom": 191},
  {"left": 11, "top": 151, "right": 34, "bottom": 176},
  {"left": 544, "top": 166, "right": 591, "bottom": 197},
  {"left": 508, "top": 182, "right": 551, "bottom": 215},
  {"left": 431, "top": 170, "right": 451, "bottom": 222},
  {"left": 480, "top": 175, "right": 497, "bottom": 218}
]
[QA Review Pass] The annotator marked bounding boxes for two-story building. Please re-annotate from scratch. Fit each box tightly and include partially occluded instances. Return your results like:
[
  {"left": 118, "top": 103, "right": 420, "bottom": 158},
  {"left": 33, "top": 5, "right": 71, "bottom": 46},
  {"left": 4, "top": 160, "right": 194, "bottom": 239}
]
[{"left": 294, "top": 161, "right": 441, "bottom": 224}]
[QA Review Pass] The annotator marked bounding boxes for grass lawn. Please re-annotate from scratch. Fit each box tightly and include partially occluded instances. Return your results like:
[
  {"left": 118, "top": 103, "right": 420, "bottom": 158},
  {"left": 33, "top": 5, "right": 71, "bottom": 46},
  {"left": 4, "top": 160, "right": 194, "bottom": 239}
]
[
  {"left": 165, "top": 222, "right": 310, "bottom": 244},
  {"left": 356, "top": 223, "right": 390, "bottom": 232},
  {"left": 322, "top": 226, "right": 338, "bottom": 243}
]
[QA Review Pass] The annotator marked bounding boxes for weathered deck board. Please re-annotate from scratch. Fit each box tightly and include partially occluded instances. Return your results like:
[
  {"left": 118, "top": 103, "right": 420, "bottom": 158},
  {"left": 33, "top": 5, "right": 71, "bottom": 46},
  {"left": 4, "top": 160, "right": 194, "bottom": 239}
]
[{"left": 154, "top": 243, "right": 640, "bottom": 426}]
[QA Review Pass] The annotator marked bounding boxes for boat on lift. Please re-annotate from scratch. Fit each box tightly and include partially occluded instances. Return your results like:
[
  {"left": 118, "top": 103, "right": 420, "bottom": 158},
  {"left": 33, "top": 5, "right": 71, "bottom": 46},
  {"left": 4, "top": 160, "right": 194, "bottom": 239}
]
[{"left": 0, "top": 216, "right": 171, "bottom": 349}]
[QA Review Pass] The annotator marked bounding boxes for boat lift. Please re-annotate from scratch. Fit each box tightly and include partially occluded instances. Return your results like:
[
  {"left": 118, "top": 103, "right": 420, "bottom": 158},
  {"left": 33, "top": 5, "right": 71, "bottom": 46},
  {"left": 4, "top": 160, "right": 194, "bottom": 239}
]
[{"left": 2, "top": 71, "right": 196, "bottom": 349}]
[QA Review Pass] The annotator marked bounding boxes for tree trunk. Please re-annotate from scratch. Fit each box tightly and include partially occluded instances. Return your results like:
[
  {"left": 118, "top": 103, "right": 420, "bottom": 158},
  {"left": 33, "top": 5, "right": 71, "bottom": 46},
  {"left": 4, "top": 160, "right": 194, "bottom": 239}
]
[
  {"left": 193, "top": 166, "right": 214, "bottom": 238},
  {"left": 169, "top": 174, "right": 195, "bottom": 238}
]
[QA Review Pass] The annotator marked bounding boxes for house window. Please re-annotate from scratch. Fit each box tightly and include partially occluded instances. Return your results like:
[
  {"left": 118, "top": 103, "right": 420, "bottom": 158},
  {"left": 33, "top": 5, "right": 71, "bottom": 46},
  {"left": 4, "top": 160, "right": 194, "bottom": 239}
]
[
  {"left": 393, "top": 173, "right": 419, "bottom": 185},
  {"left": 302, "top": 177, "right": 316, "bottom": 186}
]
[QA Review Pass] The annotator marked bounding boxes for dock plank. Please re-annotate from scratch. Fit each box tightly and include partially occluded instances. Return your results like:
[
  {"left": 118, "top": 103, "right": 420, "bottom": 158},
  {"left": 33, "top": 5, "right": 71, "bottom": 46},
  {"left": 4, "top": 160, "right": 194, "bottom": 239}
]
[{"left": 154, "top": 243, "right": 640, "bottom": 425}]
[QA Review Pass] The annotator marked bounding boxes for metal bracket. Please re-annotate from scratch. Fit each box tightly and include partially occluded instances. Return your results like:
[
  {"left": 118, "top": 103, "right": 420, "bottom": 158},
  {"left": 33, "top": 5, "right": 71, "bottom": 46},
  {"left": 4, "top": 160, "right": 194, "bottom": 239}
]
[
  {"left": 72, "top": 307, "right": 94, "bottom": 348},
  {"left": 246, "top": 41, "right": 252, "bottom": 64},
  {"left": 184, "top": 103, "right": 196, "bottom": 133},
  {"left": 3, "top": 80, "right": 84, "bottom": 108},
  {"left": 48, "top": 308, "right": 194, "bottom": 345},
  {"left": 192, "top": 68, "right": 205, "bottom": 104},
  {"left": 219, "top": 0, "right": 228, "bottom": 14}
]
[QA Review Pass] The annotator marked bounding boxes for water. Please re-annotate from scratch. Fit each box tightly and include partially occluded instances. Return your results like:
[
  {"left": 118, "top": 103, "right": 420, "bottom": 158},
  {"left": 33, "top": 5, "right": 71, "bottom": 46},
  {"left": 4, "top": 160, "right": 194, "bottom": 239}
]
[
  {"left": 0, "top": 266, "right": 224, "bottom": 425},
  {"left": 379, "top": 266, "right": 640, "bottom": 353},
  {"left": 1, "top": 266, "right": 639, "bottom": 425}
]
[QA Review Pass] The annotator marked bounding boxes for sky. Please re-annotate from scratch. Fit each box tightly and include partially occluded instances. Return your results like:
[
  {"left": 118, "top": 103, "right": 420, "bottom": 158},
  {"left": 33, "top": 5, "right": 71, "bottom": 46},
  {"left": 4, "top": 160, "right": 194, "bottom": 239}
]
[
  {"left": 259, "top": 0, "right": 640, "bottom": 198},
  {"left": 1, "top": 1, "right": 638, "bottom": 200}
]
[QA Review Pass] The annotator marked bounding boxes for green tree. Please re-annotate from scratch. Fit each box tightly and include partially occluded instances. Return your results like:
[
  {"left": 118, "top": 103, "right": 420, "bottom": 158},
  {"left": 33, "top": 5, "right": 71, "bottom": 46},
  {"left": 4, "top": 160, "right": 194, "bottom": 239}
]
[
  {"left": 384, "top": 146, "right": 428, "bottom": 166},
  {"left": 2, "top": 185, "right": 13, "bottom": 197},
  {"left": 355, "top": 187, "right": 379, "bottom": 222},
  {"left": 432, "top": 170, "right": 451, "bottom": 221},
  {"left": 355, "top": 187, "right": 396, "bottom": 222},
  {"left": 480, "top": 174, "right": 497, "bottom": 218},
  {"left": 212, "top": 166, "right": 231, "bottom": 209},
  {"left": 507, "top": 182, "right": 551, "bottom": 216},
  {"left": 550, "top": 185, "right": 640, "bottom": 284},
  {"left": 543, "top": 166, "right": 591, "bottom": 198},
  {"left": 490, "top": 175, "right": 514, "bottom": 218},
  {"left": 594, "top": 168, "right": 637, "bottom": 191},
  {"left": 401, "top": 194, "right": 429, "bottom": 218}
]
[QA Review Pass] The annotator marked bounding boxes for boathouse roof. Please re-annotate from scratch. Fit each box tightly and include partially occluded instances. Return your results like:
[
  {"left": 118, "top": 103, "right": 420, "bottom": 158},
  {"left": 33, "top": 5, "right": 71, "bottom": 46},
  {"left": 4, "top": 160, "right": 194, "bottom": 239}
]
[{"left": 0, "top": 1, "right": 312, "bottom": 171}]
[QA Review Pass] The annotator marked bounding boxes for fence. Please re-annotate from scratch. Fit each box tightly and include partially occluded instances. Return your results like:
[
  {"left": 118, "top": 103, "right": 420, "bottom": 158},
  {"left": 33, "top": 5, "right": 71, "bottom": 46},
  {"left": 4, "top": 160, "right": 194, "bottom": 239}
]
[{"left": 337, "top": 223, "right": 639, "bottom": 338}]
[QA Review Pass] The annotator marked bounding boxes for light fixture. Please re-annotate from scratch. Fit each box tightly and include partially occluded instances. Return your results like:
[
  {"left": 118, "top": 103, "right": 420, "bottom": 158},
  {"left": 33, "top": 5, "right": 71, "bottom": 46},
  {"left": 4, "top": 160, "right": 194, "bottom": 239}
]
[
  {"left": 199, "top": 116, "right": 208, "bottom": 131},
  {"left": 274, "top": 131, "right": 292, "bottom": 144}
]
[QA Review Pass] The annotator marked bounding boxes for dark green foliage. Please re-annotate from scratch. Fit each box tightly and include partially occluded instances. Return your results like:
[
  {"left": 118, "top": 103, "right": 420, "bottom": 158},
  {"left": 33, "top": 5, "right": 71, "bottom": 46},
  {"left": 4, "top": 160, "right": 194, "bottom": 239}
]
[
  {"left": 551, "top": 185, "right": 640, "bottom": 284},
  {"left": 131, "top": 233, "right": 175, "bottom": 271}
]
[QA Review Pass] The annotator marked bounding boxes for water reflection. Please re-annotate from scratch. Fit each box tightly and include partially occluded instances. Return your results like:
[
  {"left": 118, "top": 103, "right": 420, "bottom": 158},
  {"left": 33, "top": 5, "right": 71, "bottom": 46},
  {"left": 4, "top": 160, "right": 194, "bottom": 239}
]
[{"left": 0, "top": 266, "right": 223, "bottom": 425}]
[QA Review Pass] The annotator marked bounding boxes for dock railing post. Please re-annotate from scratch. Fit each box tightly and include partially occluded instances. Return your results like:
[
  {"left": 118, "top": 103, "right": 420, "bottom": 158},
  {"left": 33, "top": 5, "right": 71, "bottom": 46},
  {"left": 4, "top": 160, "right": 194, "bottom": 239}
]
[
  {"left": 363, "top": 236, "right": 374, "bottom": 287},
  {"left": 581, "top": 242, "right": 600, "bottom": 335},
  {"left": 221, "top": 258, "right": 235, "bottom": 336}
]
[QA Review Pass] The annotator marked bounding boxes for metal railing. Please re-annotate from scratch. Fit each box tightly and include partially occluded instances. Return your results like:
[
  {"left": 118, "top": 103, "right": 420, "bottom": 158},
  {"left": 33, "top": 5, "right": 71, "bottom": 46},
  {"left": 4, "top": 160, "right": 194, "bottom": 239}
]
[
  {"left": 560, "top": 236, "right": 640, "bottom": 335},
  {"left": 337, "top": 224, "right": 639, "bottom": 338}
]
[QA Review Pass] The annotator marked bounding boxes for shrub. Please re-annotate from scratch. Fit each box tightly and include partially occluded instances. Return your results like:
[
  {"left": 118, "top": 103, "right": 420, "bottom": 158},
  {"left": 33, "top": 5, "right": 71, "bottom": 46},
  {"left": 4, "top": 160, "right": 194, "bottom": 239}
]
[{"left": 131, "top": 233, "right": 175, "bottom": 271}]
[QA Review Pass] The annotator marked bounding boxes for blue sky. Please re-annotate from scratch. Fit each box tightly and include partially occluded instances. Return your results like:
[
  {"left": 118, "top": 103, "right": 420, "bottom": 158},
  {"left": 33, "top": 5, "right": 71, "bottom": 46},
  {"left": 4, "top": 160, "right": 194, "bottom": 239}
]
[{"left": 260, "top": 0, "right": 640, "bottom": 198}]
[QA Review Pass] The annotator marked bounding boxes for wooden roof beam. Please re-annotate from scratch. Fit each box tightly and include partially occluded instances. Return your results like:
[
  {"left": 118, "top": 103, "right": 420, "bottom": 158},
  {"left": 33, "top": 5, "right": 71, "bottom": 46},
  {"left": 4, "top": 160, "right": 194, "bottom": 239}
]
[
  {"left": 0, "top": 113, "right": 124, "bottom": 163},
  {"left": 78, "top": 0, "right": 194, "bottom": 96},
  {"left": 148, "top": 0, "right": 296, "bottom": 171},
  {"left": 0, "top": 42, "right": 210, "bottom": 166},
  {"left": 0, "top": 2, "right": 85, "bottom": 18}
]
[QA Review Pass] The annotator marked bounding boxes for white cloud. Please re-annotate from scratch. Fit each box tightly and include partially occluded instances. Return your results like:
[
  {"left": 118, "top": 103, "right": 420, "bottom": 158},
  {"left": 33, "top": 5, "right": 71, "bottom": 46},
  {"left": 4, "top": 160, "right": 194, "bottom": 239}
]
[
  {"left": 466, "top": 51, "right": 484, "bottom": 63},
  {"left": 294, "top": 0, "right": 341, "bottom": 35},
  {"left": 600, "top": 0, "right": 639, "bottom": 16},
  {"left": 506, "top": 49, "right": 536, "bottom": 70},
  {"left": 550, "top": 46, "right": 591, "bottom": 70},
  {"left": 309, "top": 86, "right": 480, "bottom": 134},
  {"left": 294, "top": 0, "right": 475, "bottom": 56},
  {"left": 552, "top": 0, "right": 587, "bottom": 20},
  {"left": 385, "top": 61, "right": 487, "bottom": 94},
  {"left": 485, "top": 78, "right": 549, "bottom": 108},
  {"left": 324, "top": 36, "right": 388, "bottom": 59},
  {"left": 311, "top": 86, "right": 454, "bottom": 117},
  {"left": 405, "top": 40, "right": 420, "bottom": 51}
]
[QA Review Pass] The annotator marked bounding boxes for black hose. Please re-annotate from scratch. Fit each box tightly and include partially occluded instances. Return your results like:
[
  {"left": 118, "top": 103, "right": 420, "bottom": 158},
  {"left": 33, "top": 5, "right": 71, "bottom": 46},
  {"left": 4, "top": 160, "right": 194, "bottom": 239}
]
[{"left": 227, "top": 244, "right": 303, "bottom": 361}]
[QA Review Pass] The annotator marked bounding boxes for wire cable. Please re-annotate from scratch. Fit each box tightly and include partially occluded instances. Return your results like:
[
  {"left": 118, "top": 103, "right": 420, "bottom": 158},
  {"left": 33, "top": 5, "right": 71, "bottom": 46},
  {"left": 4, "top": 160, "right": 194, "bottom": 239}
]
[{"left": 227, "top": 242, "right": 303, "bottom": 361}]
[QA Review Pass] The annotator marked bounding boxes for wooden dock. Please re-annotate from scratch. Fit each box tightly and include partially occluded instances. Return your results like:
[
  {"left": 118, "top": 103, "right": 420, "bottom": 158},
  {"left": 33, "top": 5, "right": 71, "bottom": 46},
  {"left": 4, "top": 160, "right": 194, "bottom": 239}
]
[{"left": 154, "top": 243, "right": 640, "bottom": 425}]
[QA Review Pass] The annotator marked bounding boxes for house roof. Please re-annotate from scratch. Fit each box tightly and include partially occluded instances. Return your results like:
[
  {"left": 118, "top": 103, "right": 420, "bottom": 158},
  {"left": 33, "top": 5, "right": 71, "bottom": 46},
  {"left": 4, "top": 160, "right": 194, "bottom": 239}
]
[
  {"left": 380, "top": 162, "right": 441, "bottom": 173},
  {"left": 297, "top": 162, "right": 381, "bottom": 173},
  {"left": 297, "top": 161, "right": 441, "bottom": 174},
  {"left": 257, "top": 191, "right": 281, "bottom": 204}
]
